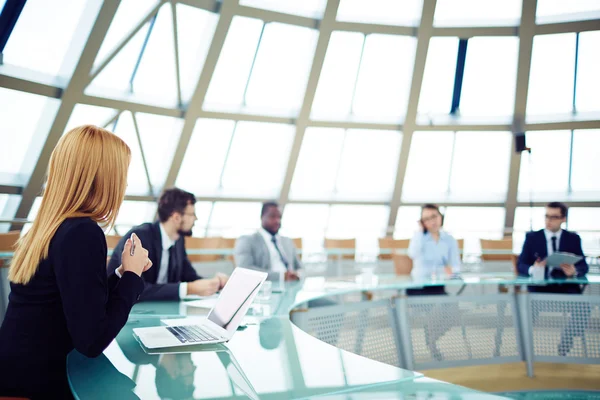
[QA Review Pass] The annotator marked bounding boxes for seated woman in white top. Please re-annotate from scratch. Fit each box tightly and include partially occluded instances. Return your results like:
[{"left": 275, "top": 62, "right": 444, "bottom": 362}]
[{"left": 407, "top": 204, "right": 461, "bottom": 295}]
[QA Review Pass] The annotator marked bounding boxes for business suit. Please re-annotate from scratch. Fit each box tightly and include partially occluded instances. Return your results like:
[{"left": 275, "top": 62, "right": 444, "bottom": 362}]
[
  {"left": 0, "top": 217, "right": 144, "bottom": 399},
  {"left": 517, "top": 229, "right": 589, "bottom": 356},
  {"left": 234, "top": 232, "right": 301, "bottom": 280},
  {"left": 517, "top": 229, "right": 588, "bottom": 294},
  {"left": 108, "top": 221, "right": 201, "bottom": 301}
]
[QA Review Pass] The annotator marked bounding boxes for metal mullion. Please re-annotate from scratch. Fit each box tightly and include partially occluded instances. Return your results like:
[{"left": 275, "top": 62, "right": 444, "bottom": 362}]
[
  {"left": 217, "top": 122, "right": 238, "bottom": 190},
  {"left": 87, "top": 0, "right": 166, "bottom": 85},
  {"left": 349, "top": 34, "right": 367, "bottom": 116},
  {"left": 131, "top": 112, "right": 155, "bottom": 197},
  {"left": 241, "top": 22, "right": 266, "bottom": 107},
  {"left": 129, "top": 10, "right": 159, "bottom": 93},
  {"left": 170, "top": 0, "right": 183, "bottom": 107},
  {"left": 0, "top": 0, "right": 27, "bottom": 58},
  {"left": 450, "top": 39, "right": 468, "bottom": 115}
]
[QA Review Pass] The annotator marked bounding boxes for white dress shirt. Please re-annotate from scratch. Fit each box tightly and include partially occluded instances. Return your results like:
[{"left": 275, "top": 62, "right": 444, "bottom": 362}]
[
  {"left": 529, "top": 229, "right": 563, "bottom": 276},
  {"left": 258, "top": 228, "right": 288, "bottom": 274},
  {"left": 115, "top": 224, "right": 187, "bottom": 298}
]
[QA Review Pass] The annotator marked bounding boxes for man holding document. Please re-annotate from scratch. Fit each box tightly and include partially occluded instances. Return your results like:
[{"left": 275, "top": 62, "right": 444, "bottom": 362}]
[
  {"left": 517, "top": 201, "right": 588, "bottom": 293},
  {"left": 517, "top": 202, "right": 589, "bottom": 356}
]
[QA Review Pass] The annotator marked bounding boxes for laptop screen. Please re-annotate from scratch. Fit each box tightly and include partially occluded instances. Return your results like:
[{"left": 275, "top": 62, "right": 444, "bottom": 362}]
[{"left": 206, "top": 268, "right": 266, "bottom": 334}]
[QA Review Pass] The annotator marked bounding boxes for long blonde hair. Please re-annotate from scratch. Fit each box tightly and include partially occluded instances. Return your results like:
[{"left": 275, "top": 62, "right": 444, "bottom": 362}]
[{"left": 9, "top": 125, "right": 131, "bottom": 284}]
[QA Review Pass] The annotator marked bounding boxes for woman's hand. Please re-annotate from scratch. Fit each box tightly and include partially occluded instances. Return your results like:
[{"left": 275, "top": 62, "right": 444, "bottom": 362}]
[{"left": 121, "top": 233, "right": 152, "bottom": 277}]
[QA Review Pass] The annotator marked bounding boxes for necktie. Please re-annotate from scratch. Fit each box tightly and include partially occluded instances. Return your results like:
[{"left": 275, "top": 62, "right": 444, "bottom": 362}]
[
  {"left": 551, "top": 236, "right": 557, "bottom": 253},
  {"left": 271, "top": 236, "right": 289, "bottom": 269},
  {"left": 167, "top": 245, "right": 176, "bottom": 283}
]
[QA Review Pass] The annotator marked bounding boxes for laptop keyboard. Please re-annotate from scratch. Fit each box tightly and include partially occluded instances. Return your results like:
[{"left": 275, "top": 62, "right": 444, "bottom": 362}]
[{"left": 167, "top": 325, "right": 219, "bottom": 344}]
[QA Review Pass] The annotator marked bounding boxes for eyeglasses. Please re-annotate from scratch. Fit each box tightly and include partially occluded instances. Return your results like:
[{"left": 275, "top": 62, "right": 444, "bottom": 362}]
[
  {"left": 545, "top": 215, "right": 563, "bottom": 221},
  {"left": 421, "top": 215, "right": 440, "bottom": 223}
]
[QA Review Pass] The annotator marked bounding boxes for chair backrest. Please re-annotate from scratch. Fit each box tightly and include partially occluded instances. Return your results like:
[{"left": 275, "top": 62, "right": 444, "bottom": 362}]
[
  {"left": 392, "top": 254, "right": 413, "bottom": 276},
  {"left": 324, "top": 238, "right": 355, "bottom": 260},
  {"left": 105, "top": 235, "right": 122, "bottom": 250},
  {"left": 185, "top": 236, "right": 223, "bottom": 262},
  {"left": 0, "top": 231, "right": 20, "bottom": 268},
  {"left": 221, "top": 238, "right": 236, "bottom": 262},
  {"left": 292, "top": 238, "right": 302, "bottom": 251},
  {"left": 378, "top": 237, "right": 410, "bottom": 260},
  {"left": 456, "top": 238, "right": 464, "bottom": 250},
  {"left": 480, "top": 238, "right": 514, "bottom": 261}
]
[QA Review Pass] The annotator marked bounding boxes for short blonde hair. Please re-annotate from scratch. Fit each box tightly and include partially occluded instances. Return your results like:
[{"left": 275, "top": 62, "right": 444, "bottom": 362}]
[{"left": 9, "top": 125, "right": 131, "bottom": 284}]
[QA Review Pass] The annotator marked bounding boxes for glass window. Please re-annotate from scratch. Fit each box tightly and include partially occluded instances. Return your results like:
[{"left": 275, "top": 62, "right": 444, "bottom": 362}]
[
  {"left": 336, "top": 0, "right": 423, "bottom": 26},
  {"left": 537, "top": 0, "right": 600, "bottom": 23},
  {"left": 401, "top": 131, "right": 454, "bottom": 202},
  {"left": 94, "top": 0, "right": 160, "bottom": 68},
  {"left": 418, "top": 37, "right": 458, "bottom": 118},
  {"left": 575, "top": 31, "right": 600, "bottom": 114},
  {"left": 567, "top": 207, "right": 600, "bottom": 254},
  {"left": 289, "top": 128, "right": 345, "bottom": 200},
  {"left": 0, "top": 1, "right": 7, "bottom": 13},
  {"left": 176, "top": 4, "right": 218, "bottom": 102},
  {"left": 449, "top": 132, "right": 512, "bottom": 202},
  {"left": 444, "top": 207, "right": 506, "bottom": 254},
  {"left": 240, "top": 0, "right": 327, "bottom": 19},
  {"left": 280, "top": 204, "right": 330, "bottom": 254},
  {"left": 434, "top": 0, "right": 522, "bottom": 26},
  {"left": 135, "top": 113, "right": 183, "bottom": 195},
  {"left": 527, "top": 33, "right": 576, "bottom": 117},
  {"left": 351, "top": 34, "right": 417, "bottom": 121},
  {"left": 114, "top": 201, "right": 158, "bottom": 234},
  {"left": 518, "top": 131, "right": 571, "bottom": 201},
  {"left": 111, "top": 112, "right": 150, "bottom": 195},
  {"left": 0, "top": 88, "right": 59, "bottom": 186},
  {"left": 570, "top": 130, "right": 600, "bottom": 199},
  {"left": 513, "top": 207, "right": 546, "bottom": 252},
  {"left": 207, "top": 202, "right": 262, "bottom": 237},
  {"left": 326, "top": 205, "right": 390, "bottom": 256},
  {"left": 244, "top": 23, "right": 318, "bottom": 115},
  {"left": 220, "top": 122, "right": 295, "bottom": 198},
  {"left": 311, "top": 31, "right": 364, "bottom": 120},
  {"left": 460, "top": 37, "right": 519, "bottom": 118},
  {"left": 204, "top": 17, "right": 263, "bottom": 110},
  {"left": 189, "top": 201, "right": 214, "bottom": 238},
  {"left": 393, "top": 206, "right": 423, "bottom": 239},
  {"left": 335, "top": 129, "right": 402, "bottom": 201},
  {"left": 89, "top": 20, "right": 152, "bottom": 96},
  {"left": 176, "top": 119, "right": 236, "bottom": 197},
  {"left": 3, "top": 0, "right": 93, "bottom": 78},
  {"left": 0, "top": 194, "right": 21, "bottom": 233},
  {"left": 65, "top": 104, "right": 118, "bottom": 133},
  {"left": 131, "top": 3, "right": 178, "bottom": 105}
]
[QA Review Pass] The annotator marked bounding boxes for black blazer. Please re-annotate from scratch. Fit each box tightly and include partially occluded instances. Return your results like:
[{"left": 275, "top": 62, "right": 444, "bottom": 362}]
[
  {"left": 517, "top": 229, "right": 588, "bottom": 294},
  {"left": 0, "top": 217, "right": 144, "bottom": 399},
  {"left": 107, "top": 222, "right": 201, "bottom": 301}
]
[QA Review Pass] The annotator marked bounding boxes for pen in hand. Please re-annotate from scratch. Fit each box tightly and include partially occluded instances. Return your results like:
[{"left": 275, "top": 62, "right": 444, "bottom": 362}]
[{"left": 130, "top": 233, "right": 136, "bottom": 256}]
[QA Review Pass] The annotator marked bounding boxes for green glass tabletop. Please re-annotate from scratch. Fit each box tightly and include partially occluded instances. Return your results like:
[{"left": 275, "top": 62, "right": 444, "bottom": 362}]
[{"left": 68, "top": 316, "right": 421, "bottom": 399}]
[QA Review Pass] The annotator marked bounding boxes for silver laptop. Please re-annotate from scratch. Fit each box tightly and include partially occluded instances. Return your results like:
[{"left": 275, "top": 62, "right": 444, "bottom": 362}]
[{"left": 133, "top": 268, "right": 267, "bottom": 349}]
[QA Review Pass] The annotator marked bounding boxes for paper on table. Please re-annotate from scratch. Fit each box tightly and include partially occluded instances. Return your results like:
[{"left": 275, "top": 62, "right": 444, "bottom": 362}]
[
  {"left": 185, "top": 298, "right": 219, "bottom": 309},
  {"left": 546, "top": 252, "right": 583, "bottom": 268}
]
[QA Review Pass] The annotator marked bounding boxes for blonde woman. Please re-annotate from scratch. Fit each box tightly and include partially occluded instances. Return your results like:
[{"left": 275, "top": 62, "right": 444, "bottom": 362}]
[{"left": 0, "top": 125, "right": 152, "bottom": 398}]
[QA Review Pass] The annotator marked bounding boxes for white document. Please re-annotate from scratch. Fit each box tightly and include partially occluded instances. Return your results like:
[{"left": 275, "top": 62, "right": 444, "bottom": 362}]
[
  {"left": 185, "top": 298, "right": 220, "bottom": 309},
  {"left": 546, "top": 252, "right": 583, "bottom": 268}
]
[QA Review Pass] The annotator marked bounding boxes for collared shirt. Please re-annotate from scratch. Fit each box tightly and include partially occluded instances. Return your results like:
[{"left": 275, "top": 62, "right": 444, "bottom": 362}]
[
  {"left": 544, "top": 228, "right": 562, "bottom": 256},
  {"left": 407, "top": 230, "right": 461, "bottom": 279},
  {"left": 258, "top": 228, "right": 288, "bottom": 274},
  {"left": 528, "top": 229, "right": 563, "bottom": 276},
  {"left": 118, "top": 224, "right": 187, "bottom": 298}
]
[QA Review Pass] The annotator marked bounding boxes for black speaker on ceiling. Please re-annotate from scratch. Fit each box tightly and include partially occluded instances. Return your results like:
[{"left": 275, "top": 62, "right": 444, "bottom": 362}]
[{"left": 515, "top": 132, "right": 528, "bottom": 153}]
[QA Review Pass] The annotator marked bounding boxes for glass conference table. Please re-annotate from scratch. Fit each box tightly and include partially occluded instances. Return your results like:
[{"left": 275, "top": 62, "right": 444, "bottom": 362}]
[
  {"left": 67, "top": 274, "right": 578, "bottom": 399},
  {"left": 68, "top": 273, "right": 599, "bottom": 399}
]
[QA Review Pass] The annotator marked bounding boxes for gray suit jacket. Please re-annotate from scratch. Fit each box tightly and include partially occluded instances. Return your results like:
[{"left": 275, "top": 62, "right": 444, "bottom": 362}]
[{"left": 234, "top": 232, "right": 302, "bottom": 280}]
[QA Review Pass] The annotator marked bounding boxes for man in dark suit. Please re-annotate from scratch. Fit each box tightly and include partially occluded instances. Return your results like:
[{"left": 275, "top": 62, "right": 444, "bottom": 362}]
[
  {"left": 517, "top": 201, "right": 588, "bottom": 293},
  {"left": 517, "top": 201, "right": 589, "bottom": 356},
  {"left": 108, "top": 188, "right": 228, "bottom": 301}
]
